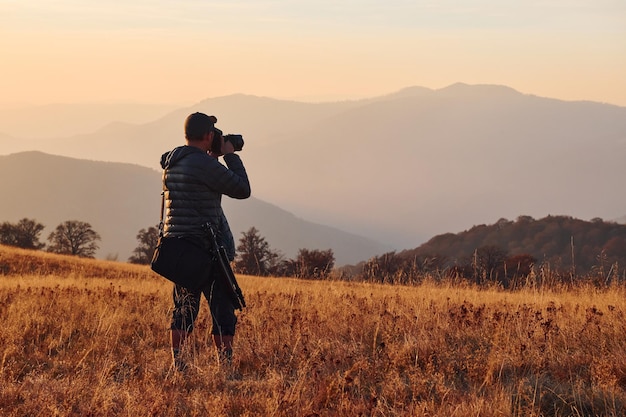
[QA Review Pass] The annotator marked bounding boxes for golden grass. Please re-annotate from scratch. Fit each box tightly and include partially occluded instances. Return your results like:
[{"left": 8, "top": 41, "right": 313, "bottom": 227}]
[{"left": 1, "top": 244, "right": 626, "bottom": 416}]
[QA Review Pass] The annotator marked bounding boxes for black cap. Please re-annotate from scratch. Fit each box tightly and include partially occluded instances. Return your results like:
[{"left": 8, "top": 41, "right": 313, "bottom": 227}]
[{"left": 184, "top": 112, "right": 218, "bottom": 141}]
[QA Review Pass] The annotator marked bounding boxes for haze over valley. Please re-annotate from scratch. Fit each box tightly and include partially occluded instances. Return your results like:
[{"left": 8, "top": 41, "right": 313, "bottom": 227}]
[{"left": 1, "top": 84, "right": 626, "bottom": 264}]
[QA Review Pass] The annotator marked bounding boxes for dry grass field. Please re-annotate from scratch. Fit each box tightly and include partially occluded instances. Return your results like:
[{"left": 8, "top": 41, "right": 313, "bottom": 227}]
[{"left": 2, "top": 244, "right": 626, "bottom": 416}]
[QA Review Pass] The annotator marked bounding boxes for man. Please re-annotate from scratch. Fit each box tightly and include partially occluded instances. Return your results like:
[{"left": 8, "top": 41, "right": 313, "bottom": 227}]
[{"left": 159, "top": 112, "right": 251, "bottom": 371}]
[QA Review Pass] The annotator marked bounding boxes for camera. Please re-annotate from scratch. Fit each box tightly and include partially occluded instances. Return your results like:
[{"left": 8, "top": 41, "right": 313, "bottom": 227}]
[
  {"left": 210, "top": 128, "right": 244, "bottom": 153},
  {"left": 224, "top": 134, "right": 244, "bottom": 152}
]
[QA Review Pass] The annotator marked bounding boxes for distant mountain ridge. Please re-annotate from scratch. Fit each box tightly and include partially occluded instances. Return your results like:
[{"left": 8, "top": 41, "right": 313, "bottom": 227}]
[
  {"left": 1, "top": 83, "right": 625, "bottom": 252},
  {"left": 0, "top": 102, "right": 179, "bottom": 139},
  {"left": 0, "top": 151, "right": 390, "bottom": 265}
]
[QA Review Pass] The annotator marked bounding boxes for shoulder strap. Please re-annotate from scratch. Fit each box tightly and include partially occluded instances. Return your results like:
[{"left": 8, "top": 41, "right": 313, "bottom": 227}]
[{"left": 158, "top": 191, "right": 165, "bottom": 237}]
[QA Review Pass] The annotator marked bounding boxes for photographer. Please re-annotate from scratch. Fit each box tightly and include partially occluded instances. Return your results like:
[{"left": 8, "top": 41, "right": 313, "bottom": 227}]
[{"left": 159, "top": 112, "right": 251, "bottom": 372}]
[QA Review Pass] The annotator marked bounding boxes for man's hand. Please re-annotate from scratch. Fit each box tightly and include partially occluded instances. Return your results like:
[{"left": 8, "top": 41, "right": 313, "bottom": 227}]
[
  {"left": 208, "top": 135, "right": 235, "bottom": 159},
  {"left": 221, "top": 140, "right": 235, "bottom": 155}
]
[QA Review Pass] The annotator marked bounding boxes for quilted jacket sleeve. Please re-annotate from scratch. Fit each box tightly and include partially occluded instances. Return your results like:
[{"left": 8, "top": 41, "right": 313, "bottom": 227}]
[{"left": 218, "top": 153, "right": 251, "bottom": 199}]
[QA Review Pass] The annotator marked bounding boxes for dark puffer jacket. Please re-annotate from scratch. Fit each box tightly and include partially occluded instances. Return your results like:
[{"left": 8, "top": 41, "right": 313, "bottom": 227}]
[{"left": 159, "top": 145, "right": 251, "bottom": 259}]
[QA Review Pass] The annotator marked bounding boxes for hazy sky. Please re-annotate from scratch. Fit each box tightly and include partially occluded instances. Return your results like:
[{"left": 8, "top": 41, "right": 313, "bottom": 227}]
[{"left": 1, "top": 0, "right": 625, "bottom": 107}]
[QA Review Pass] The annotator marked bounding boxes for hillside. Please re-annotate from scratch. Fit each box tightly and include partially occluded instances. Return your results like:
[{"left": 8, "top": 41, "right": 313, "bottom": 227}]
[
  {"left": 402, "top": 215, "right": 626, "bottom": 275},
  {"left": 0, "top": 243, "right": 152, "bottom": 280},
  {"left": 0, "top": 151, "right": 390, "bottom": 265},
  {"left": 3, "top": 244, "right": 626, "bottom": 416}
]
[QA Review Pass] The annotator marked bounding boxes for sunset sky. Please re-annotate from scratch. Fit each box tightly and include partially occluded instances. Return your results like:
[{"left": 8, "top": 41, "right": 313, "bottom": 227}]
[{"left": 1, "top": 0, "right": 625, "bottom": 107}]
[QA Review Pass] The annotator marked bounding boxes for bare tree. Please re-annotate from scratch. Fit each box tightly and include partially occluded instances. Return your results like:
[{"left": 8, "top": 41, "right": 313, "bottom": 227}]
[{"left": 47, "top": 220, "right": 101, "bottom": 258}]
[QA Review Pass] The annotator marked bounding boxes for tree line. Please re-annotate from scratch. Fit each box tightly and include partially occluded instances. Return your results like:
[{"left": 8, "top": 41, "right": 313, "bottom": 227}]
[
  {"left": 0, "top": 218, "right": 101, "bottom": 258},
  {"left": 232, "top": 227, "right": 334, "bottom": 279},
  {"left": 128, "top": 225, "right": 335, "bottom": 279},
  {"left": 5, "top": 215, "right": 624, "bottom": 286},
  {"left": 0, "top": 219, "right": 335, "bottom": 280},
  {"left": 354, "top": 246, "right": 536, "bottom": 288},
  {"left": 360, "top": 215, "right": 626, "bottom": 288}
]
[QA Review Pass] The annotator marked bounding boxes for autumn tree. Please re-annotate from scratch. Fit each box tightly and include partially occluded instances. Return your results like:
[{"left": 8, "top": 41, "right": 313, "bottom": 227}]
[
  {"left": 47, "top": 220, "right": 101, "bottom": 258},
  {"left": 129, "top": 225, "right": 159, "bottom": 264},
  {"left": 0, "top": 218, "right": 45, "bottom": 249}
]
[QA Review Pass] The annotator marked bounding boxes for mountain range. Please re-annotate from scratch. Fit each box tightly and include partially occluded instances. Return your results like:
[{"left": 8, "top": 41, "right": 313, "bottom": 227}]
[{"left": 2, "top": 83, "right": 626, "bottom": 262}]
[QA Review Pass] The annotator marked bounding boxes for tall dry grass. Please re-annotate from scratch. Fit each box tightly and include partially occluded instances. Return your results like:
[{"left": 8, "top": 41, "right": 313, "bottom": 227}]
[{"left": 1, "top": 244, "right": 626, "bottom": 416}]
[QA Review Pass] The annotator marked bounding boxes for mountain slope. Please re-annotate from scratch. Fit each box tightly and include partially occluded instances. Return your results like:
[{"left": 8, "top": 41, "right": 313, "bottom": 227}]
[
  {"left": 0, "top": 151, "right": 390, "bottom": 265},
  {"left": 2, "top": 84, "right": 626, "bottom": 250}
]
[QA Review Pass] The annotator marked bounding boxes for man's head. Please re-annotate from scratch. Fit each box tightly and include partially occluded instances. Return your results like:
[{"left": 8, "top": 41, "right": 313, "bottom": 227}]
[{"left": 184, "top": 112, "right": 218, "bottom": 141}]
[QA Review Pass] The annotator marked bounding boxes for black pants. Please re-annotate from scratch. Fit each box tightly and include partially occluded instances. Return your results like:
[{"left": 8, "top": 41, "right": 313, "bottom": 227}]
[{"left": 170, "top": 279, "right": 237, "bottom": 336}]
